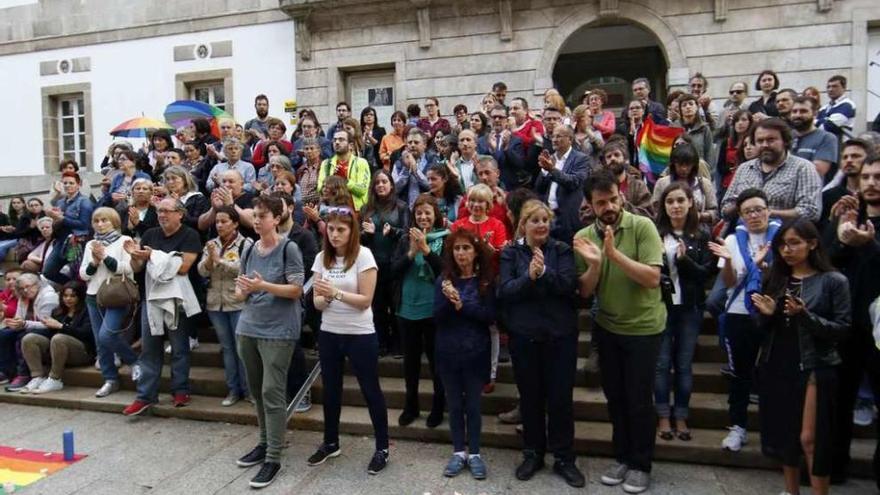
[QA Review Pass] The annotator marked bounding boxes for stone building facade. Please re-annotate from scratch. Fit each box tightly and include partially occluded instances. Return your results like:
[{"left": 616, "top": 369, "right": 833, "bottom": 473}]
[{"left": 0, "top": 0, "right": 878, "bottom": 182}]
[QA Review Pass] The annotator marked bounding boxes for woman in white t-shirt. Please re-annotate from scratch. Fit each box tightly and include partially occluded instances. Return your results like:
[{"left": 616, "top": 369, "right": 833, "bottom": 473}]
[{"left": 307, "top": 206, "right": 390, "bottom": 475}]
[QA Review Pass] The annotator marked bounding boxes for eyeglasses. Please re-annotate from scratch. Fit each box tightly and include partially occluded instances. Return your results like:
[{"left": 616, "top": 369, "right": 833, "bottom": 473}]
[
  {"left": 157, "top": 208, "right": 182, "bottom": 214},
  {"left": 741, "top": 206, "right": 767, "bottom": 217}
]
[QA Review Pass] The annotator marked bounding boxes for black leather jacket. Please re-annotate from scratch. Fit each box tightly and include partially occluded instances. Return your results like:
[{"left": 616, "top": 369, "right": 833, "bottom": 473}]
[
  {"left": 758, "top": 271, "right": 851, "bottom": 370},
  {"left": 660, "top": 229, "right": 715, "bottom": 309}
]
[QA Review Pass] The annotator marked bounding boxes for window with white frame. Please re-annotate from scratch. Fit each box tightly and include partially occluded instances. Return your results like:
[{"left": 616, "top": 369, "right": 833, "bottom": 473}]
[
  {"left": 190, "top": 81, "right": 226, "bottom": 110},
  {"left": 58, "top": 96, "right": 86, "bottom": 167}
]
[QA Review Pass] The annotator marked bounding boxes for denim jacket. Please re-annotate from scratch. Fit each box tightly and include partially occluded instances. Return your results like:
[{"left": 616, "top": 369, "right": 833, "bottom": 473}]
[
  {"left": 758, "top": 271, "right": 851, "bottom": 370},
  {"left": 57, "top": 193, "right": 94, "bottom": 237}
]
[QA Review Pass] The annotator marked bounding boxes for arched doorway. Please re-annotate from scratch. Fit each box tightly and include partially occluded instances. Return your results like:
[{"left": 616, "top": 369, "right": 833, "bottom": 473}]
[{"left": 552, "top": 23, "right": 668, "bottom": 112}]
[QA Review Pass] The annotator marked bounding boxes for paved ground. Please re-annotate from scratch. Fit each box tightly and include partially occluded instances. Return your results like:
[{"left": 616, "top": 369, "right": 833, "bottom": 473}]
[{"left": 0, "top": 404, "right": 874, "bottom": 494}]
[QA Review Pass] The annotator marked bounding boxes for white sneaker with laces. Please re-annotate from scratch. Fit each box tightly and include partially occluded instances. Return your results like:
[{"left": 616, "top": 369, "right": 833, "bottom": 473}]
[
  {"left": 20, "top": 377, "right": 45, "bottom": 394},
  {"left": 34, "top": 377, "right": 63, "bottom": 394},
  {"left": 721, "top": 425, "right": 747, "bottom": 452}
]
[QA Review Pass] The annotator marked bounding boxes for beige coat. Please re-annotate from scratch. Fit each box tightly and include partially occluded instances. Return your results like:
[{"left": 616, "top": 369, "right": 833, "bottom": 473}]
[{"left": 197, "top": 233, "right": 252, "bottom": 312}]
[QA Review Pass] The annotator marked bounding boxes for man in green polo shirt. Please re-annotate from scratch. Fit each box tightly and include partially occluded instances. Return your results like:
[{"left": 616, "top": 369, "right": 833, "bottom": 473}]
[{"left": 572, "top": 170, "right": 665, "bottom": 495}]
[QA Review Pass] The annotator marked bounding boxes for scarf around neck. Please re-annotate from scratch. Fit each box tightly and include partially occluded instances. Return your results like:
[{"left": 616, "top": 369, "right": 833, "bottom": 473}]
[{"left": 94, "top": 230, "right": 122, "bottom": 246}]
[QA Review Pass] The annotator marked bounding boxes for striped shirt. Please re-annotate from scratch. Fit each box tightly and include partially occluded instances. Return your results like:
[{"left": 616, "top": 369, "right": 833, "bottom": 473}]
[{"left": 721, "top": 153, "right": 822, "bottom": 221}]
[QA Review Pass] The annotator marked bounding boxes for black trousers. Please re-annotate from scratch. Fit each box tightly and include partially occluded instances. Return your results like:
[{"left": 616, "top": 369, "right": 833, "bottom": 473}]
[
  {"left": 509, "top": 331, "right": 577, "bottom": 462},
  {"left": 595, "top": 325, "right": 662, "bottom": 473},
  {"left": 831, "top": 323, "right": 880, "bottom": 483},
  {"left": 372, "top": 267, "right": 398, "bottom": 351},
  {"left": 398, "top": 317, "right": 444, "bottom": 415},
  {"left": 722, "top": 313, "right": 764, "bottom": 428}
]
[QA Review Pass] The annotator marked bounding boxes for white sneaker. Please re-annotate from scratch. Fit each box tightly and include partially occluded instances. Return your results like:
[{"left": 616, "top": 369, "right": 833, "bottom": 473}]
[
  {"left": 721, "top": 425, "right": 747, "bottom": 452},
  {"left": 20, "top": 377, "right": 45, "bottom": 394},
  {"left": 189, "top": 337, "right": 199, "bottom": 351},
  {"left": 853, "top": 400, "right": 875, "bottom": 427},
  {"left": 34, "top": 377, "right": 63, "bottom": 394}
]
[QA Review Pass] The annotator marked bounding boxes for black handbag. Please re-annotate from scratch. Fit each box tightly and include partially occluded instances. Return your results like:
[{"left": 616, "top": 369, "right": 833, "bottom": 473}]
[{"left": 96, "top": 274, "right": 139, "bottom": 309}]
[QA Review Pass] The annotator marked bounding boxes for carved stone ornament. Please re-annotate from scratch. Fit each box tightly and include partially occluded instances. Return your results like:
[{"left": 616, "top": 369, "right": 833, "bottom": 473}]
[
  {"left": 599, "top": 0, "right": 619, "bottom": 18},
  {"left": 410, "top": 0, "right": 432, "bottom": 48},
  {"left": 499, "top": 0, "right": 513, "bottom": 41},
  {"left": 714, "top": 0, "right": 728, "bottom": 22}
]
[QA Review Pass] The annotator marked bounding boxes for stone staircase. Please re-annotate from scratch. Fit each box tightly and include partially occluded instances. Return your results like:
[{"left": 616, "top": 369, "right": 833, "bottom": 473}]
[{"left": 0, "top": 313, "right": 875, "bottom": 477}]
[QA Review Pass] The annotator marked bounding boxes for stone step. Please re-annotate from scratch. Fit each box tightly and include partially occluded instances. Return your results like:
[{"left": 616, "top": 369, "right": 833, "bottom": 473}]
[
  {"left": 184, "top": 331, "right": 727, "bottom": 369},
  {"left": 58, "top": 365, "right": 875, "bottom": 439},
  {"left": 0, "top": 386, "right": 873, "bottom": 478}
]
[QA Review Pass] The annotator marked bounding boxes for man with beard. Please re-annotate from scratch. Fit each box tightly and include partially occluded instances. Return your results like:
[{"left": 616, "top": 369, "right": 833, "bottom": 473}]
[
  {"left": 772, "top": 88, "right": 797, "bottom": 124},
  {"left": 245, "top": 94, "right": 270, "bottom": 146},
  {"left": 572, "top": 170, "right": 666, "bottom": 494},
  {"left": 791, "top": 96, "right": 839, "bottom": 182},
  {"left": 319, "top": 129, "right": 371, "bottom": 210},
  {"left": 721, "top": 118, "right": 822, "bottom": 221},
  {"left": 826, "top": 156, "right": 880, "bottom": 487},
  {"left": 580, "top": 141, "right": 653, "bottom": 225},
  {"left": 820, "top": 139, "right": 871, "bottom": 231}
]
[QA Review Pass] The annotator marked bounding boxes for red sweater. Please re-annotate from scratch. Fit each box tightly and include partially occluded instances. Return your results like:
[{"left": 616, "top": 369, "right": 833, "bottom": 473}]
[
  {"left": 456, "top": 197, "right": 513, "bottom": 239},
  {"left": 0, "top": 288, "right": 17, "bottom": 319}
]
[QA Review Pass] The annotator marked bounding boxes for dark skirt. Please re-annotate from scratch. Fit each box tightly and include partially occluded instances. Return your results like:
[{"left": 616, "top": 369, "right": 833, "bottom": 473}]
[{"left": 758, "top": 365, "right": 838, "bottom": 476}]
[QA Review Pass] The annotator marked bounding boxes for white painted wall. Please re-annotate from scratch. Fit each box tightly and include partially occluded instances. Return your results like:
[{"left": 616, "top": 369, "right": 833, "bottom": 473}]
[
  {"left": 0, "top": 20, "right": 296, "bottom": 176},
  {"left": 868, "top": 30, "right": 880, "bottom": 128}
]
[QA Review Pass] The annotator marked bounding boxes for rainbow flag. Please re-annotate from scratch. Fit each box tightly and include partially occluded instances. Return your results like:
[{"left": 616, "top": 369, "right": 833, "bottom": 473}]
[
  {"left": 0, "top": 446, "right": 85, "bottom": 493},
  {"left": 636, "top": 115, "right": 684, "bottom": 185}
]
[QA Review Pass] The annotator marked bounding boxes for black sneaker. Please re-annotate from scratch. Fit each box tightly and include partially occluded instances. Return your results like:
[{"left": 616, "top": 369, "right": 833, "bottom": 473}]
[
  {"left": 307, "top": 443, "right": 341, "bottom": 466},
  {"left": 236, "top": 444, "right": 267, "bottom": 467},
  {"left": 367, "top": 449, "right": 389, "bottom": 475},
  {"left": 249, "top": 462, "right": 281, "bottom": 489}
]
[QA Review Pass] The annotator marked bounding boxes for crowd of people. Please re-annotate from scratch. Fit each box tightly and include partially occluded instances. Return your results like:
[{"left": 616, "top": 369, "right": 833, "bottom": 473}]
[{"left": 0, "top": 71, "right": 879, "bottom": 493}]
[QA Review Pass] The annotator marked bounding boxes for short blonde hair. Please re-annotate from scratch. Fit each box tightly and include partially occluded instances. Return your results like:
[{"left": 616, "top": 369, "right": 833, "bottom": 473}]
[
  {"left": 467, "top": 183, "right": 493, "bottom": 205},
  {"left": 516, "top": 199, "right": 554, "bottom": 238},
  {"left": 92, "top": 207, "right": 121, "bottom": 231}
]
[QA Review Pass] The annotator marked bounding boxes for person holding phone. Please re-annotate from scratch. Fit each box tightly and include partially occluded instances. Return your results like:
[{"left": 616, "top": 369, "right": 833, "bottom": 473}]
[{"left": 751, "top": 218, "right": 850, "bottom": 495}]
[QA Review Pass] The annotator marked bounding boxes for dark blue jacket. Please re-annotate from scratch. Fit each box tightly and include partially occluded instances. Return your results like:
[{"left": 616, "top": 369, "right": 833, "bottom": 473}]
[
  {"left": 477, "top": 134, "right": 527, "bottom": 189},
  {"left": 534, "top": 147, "right": 590, "bottom": 244},
  {"left": 433, "top": 277, "right": 495, "bottom": 358},
  {"left": 499, "top": 238, "right": 578, "bottom": 340}
]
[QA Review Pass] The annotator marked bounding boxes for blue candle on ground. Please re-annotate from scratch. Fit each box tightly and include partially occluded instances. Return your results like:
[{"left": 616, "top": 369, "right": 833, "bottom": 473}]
[{"left": 63, "top": 430, "right": 74, "bottom": 461}]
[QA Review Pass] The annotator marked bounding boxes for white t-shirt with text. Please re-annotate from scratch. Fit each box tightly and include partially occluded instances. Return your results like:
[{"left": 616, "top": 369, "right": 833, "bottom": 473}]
[{"left": 311, "top": 246, "right": 378, "bottom": 335}]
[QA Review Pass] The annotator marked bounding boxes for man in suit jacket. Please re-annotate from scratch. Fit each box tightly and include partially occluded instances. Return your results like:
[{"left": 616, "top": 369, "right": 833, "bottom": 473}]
[
  {"left": 478, "top": 104, "right": 528, "bottom": 190},
  {"left": 535, "top": 125, "right": 590, "bottom": 244}
]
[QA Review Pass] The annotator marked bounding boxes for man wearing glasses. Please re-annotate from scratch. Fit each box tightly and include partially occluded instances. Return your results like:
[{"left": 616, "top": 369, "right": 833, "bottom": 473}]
[
  {"left": 721, "top": 118, "right": 823, "bottom": 222},
  {"left": 477, "top": 104, "right": 526, "bottom": 189}
]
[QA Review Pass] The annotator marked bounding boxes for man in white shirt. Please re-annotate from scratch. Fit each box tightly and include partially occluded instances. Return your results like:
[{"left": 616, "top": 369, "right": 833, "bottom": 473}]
[{"left": 535, "top": 126, "right": 590, "bottom": 243}]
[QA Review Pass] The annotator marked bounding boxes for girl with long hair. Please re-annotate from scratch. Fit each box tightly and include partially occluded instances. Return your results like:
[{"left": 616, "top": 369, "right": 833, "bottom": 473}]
[
  {"left": 751, "top": 218, "right": 850, "bottom": 495},
  {"left": 717, "top": 111, "right": 753, "bottom": 199},
  {"left": 653, "top": 183, "right": 714, "bottom": 442},
  {"left": 19, "top": 281, "right": 94, "bottom": 394},
  {"left": 426, "top": 163, "right": 462, "bottom": 224},
  {"left": 361, "top": 170, "right": 410, "bottom": 356},
  {"left": 308, "top": 206, "right": 390, "bottom": 474}
]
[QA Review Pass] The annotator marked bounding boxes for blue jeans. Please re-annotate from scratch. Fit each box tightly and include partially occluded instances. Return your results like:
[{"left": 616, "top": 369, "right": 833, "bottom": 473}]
[
  {"left": 208, "top": 310, "right": 247, "bottom": 397},
  {"left": 654, "top": 305, "right": 703, "bottom": 419},
  {"left": 136, "top": 307, "right": 192, "bottom": 402},
  {"left": 437, "top": 350, "right": 488, "bottom": 454},
  {"left": 42, "top": 239, "right": 70, "bottom": 285},
  {"left": 0, "top": 239, "right": 18, "bottom": 261},
  {"left": 85, "top": 297, "right": 138, "bottom": 382}
]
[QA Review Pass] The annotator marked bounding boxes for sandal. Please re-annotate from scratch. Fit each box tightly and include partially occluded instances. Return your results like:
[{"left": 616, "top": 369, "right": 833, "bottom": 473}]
[
  {"left": 658, "top": 429, "right": 675, "bottom": 441},
  {"left": 676, "top": 430, "right": 692, "bottom": 442}
]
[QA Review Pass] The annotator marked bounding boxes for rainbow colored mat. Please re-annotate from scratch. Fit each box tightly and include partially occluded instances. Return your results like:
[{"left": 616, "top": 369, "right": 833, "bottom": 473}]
[{"left": 0, "top": 446, "right": 85, "bottom": 493}]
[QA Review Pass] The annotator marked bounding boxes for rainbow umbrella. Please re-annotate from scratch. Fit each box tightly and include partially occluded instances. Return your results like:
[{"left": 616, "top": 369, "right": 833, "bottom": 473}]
[
  {"left": 109, "top": 117, "right": 175, "bottom": 138},
  {"left": 163, "top": 100, "right": 234, "bottom": 138}
]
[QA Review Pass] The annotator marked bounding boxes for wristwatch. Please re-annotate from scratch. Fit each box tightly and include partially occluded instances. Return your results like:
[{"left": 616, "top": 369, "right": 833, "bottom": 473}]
[{"left": 333, "top": 290, "right": 344, "bottom": 302}]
